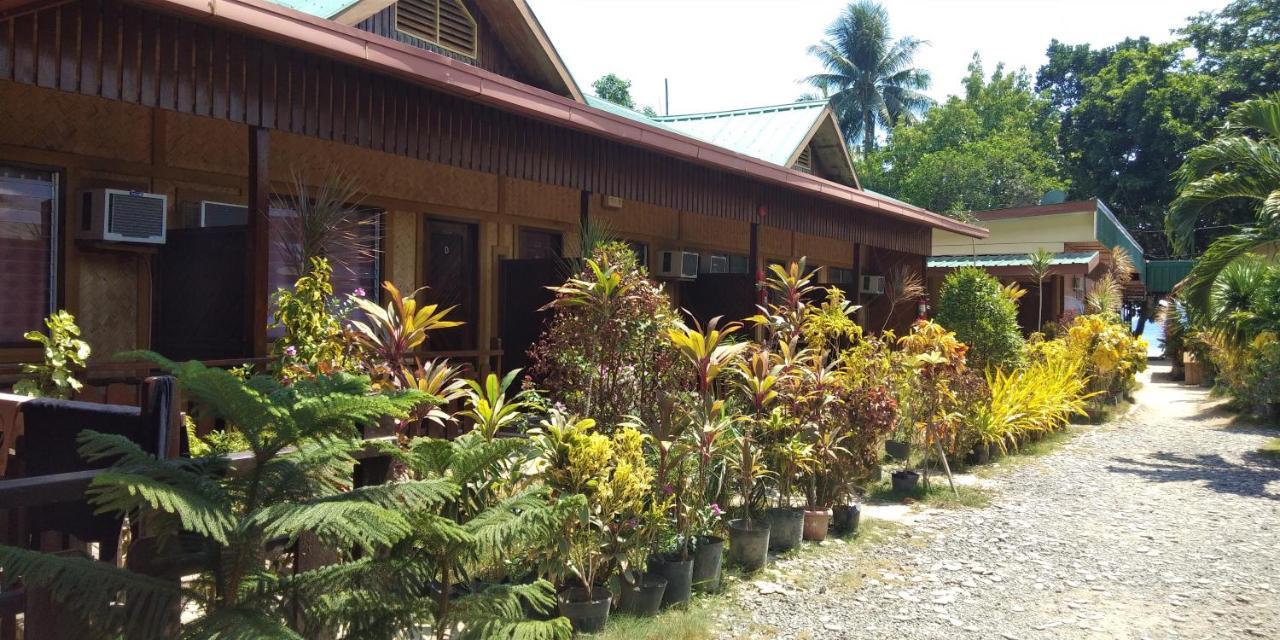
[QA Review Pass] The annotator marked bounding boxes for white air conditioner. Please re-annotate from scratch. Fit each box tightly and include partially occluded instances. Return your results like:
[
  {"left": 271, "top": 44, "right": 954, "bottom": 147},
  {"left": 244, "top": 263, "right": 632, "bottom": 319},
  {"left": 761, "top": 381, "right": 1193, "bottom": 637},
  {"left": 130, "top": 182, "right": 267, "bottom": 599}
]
[
  {"left": 79, "top": 189, "right": 167, "bottom": 244},
  {"left": 703, "top": 254, "right": 729, "bottom": 274},
  {"left": 184, "top": 201, "right": 249, "bottom": 228},
  {"left": 657, "top": 250, "right": 699, "bottom": 280},
  {"left": 860, "top": 274, "right": 886, "bottom": 295}
]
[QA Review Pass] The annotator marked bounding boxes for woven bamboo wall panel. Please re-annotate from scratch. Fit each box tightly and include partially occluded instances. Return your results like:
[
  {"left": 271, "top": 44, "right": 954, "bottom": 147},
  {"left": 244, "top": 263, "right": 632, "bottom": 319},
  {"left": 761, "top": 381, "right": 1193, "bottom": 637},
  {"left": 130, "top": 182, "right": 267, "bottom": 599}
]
[
  {"left": 0, "top": 0, "right": 931, "bottom": 255},
  {"left": 680, "top": 210, "right": 750, "bottom": 252},
  {"left": 76, "top": 251, "right": 139, "bottom": 355},
  {"left": 499, "top": 177, "right": 578, "bottom": 225},
  {"left": 794, "top": 232, "right": 851, "bottom": 267},
  {"left": 0, "top": 79, "right": 150, "bottom": 162}
]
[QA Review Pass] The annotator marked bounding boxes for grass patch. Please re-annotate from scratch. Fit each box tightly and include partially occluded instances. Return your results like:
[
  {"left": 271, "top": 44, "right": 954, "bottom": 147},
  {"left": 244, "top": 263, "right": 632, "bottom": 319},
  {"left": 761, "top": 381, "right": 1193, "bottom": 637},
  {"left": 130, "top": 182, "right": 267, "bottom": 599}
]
[
  {"left": 589, "top": 597, "right": 720, "bottom": 640},
  {"left": 1260, "top": 438, "right": 1280, "bottom": 460},
  {"left": 864, "top": 476, "right": 991, "bottom": 508},
  {"left": 972, "top": 428, "right": 1078, "bottom": 478}
]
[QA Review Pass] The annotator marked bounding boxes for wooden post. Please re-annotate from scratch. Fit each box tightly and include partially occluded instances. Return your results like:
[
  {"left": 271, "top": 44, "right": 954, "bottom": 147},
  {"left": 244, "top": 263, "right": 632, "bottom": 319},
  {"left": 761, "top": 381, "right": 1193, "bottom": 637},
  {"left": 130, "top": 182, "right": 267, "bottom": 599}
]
[
  {"left": 749, "top": 212, "right": 760, "bottom": 308},
  {"left": 578, "top": 189, "right": 590, "bottom": 257},
  {"left": 247, "top": 127, "right": 270, "bottom": 358},
  {"left": 852, "top": 242, "right": 863, "bottom": 327}
]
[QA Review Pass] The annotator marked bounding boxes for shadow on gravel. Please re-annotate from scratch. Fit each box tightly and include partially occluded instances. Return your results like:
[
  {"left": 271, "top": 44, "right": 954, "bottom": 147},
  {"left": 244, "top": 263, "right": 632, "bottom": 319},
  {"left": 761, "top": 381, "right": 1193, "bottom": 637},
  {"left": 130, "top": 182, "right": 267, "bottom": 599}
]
[{"left": 1108, "top": 451, "right": 1280, "bottom": 501}]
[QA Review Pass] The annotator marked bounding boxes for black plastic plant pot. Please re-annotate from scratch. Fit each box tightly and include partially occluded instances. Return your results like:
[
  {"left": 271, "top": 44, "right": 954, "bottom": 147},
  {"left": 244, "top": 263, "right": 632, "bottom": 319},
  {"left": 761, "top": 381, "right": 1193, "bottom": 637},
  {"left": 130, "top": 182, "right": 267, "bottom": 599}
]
[
  {"left": 891, "top": 469, "right": 920, "bottom": 493},
  {"left": 557, "top": 587, "right": 612, "bottom": 634},
  {"left": 831, "top": 503, "right": 861, "bottom": 536},
  {"left": 692, "top": 535, "right": 725, "bottom": 593},
  {"left": 885, "top": 439, "right": 911, "bottom": 461},
  {"left": 617, "top": 574, "right": 667, "bottom": 617},
  {"left": 649, "top": 554, "right": 694, "bottom": 608},
  {"left": 727, "top": 518, "right": 770, "bottom": 571},
  {"left": 765, "top": 507, "right": 804, "bottom": 552}
]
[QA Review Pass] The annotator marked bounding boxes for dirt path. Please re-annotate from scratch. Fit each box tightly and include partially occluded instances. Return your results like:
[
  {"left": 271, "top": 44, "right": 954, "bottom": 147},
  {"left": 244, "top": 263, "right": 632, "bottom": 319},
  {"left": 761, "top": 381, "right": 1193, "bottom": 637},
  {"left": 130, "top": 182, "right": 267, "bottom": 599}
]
[{"left": 714, "top": 362, "right": 1280, "bottom": 640}]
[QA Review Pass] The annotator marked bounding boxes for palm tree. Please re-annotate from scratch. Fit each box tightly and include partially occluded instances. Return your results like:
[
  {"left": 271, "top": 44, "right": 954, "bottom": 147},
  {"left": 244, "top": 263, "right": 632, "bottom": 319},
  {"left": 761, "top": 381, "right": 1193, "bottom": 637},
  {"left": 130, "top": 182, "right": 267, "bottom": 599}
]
[
  {"left": 1027, "top": 248, "right": 1054, "bottom": 331},
  {"left": 1166, "top": 94, "right": 1280, "bottom": 314},
  {"left": 804, "top": 0, "right": 933, "bottom": 155}
]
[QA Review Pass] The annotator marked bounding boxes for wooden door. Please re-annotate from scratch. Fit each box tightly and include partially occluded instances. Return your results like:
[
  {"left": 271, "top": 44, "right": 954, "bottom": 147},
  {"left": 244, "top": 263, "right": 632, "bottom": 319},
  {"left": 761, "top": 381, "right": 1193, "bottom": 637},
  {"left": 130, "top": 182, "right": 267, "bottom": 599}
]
[
  {"left": 424, "top": 219, "right": 478, "bottom": 351},
  {"left": 153, "top": 226, "right": 249, "bottom": 360}
]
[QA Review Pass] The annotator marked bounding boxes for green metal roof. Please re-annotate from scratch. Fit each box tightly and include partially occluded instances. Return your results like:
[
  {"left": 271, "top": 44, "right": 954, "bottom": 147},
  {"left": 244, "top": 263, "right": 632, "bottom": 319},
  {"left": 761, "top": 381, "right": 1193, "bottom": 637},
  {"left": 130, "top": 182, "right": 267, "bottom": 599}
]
[
  {"left": 1144, "top": 259, "right": 1194, "bottom": 294},
  {"left": 651, "top": 101, "right": 830, "bottom": 166},
  {"left": 583, "top": 95, "right": 688, "bottom": 136},
  {"left": 262, "top": 0, "right": 356, "bottom": 18},
  {"left": 927, "top": 251, "right": 1099, "bottom": 269},
  {"left": 1094, "top": 200, "right": 1146, "bottom": 280}
]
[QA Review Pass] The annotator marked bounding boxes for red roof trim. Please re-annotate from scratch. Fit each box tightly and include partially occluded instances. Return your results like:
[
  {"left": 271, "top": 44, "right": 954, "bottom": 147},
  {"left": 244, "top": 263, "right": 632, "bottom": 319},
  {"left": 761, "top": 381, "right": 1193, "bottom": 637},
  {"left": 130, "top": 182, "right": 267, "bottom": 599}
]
[{"left": 127, "top": 0, "right": 987, "bottom": 239}]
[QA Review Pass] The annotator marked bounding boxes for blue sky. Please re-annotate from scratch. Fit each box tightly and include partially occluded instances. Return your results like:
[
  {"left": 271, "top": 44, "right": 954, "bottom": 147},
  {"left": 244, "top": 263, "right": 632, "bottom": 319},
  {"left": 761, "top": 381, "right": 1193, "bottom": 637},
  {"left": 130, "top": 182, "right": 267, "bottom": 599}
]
[{"left": 528, "top": 0, "right": 1230, "bottom": 115}]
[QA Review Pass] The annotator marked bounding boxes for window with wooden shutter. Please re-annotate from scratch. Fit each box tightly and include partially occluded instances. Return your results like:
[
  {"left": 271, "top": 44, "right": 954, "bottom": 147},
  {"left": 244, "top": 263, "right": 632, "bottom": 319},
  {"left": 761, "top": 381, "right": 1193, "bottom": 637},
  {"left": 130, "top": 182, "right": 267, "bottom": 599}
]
[
  {"left": 395, "top": 0, "right": 478, "bottom": 59},
  {"left": 0, "top": 165, "right": 57, "bottom": 347}
]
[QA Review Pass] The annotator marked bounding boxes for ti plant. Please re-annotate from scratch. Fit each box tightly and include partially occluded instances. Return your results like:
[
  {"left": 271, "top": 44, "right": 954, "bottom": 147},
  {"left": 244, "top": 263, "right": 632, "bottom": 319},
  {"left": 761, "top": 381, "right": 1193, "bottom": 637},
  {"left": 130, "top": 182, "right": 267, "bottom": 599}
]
[
  {"left": 0, "top": 353, "right": 441, "bottom": 638},
  {"left": 14, "top": 309, "right": 91, "bottom": 399},
  {"left": 349, "top": 281, "right": 462, "bottom": 388},
  {"left": 732, "top": 348, "right": 781, "bottom": 521}
]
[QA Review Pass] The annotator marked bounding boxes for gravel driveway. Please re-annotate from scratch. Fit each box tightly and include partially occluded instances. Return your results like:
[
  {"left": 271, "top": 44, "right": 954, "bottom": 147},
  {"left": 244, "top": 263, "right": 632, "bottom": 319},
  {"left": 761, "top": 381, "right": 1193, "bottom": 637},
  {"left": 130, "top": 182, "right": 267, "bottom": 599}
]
[{"left": 714, "top": 362, "right": 1280, "bottom": 640}]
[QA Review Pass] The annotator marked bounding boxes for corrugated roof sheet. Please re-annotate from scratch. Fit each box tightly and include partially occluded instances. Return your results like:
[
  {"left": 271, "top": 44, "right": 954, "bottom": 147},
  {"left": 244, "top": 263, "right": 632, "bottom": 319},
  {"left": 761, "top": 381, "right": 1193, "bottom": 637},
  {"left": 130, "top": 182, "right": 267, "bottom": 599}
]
[
  {"left": 927, "top": 252, "right": 1099, "bottom": 269},
  {"left": 262, "top": 0, "right": 356, "bottom": 18},
  {"left": 1144, "top": 259, "right": 1194, "bottom": 294},
  {"left": 651, "top": 101, "right": 830, "bottom": 167},
  {"left": 583, "top": 95, "right": 688, "bottom": 136}
]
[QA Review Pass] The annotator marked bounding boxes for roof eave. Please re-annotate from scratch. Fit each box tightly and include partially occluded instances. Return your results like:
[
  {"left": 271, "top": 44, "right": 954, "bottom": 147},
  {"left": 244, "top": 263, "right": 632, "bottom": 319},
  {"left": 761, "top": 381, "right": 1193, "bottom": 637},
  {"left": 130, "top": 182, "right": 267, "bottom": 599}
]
[{"left": 124, "top": 0, "right": 986, "bottom": 239}]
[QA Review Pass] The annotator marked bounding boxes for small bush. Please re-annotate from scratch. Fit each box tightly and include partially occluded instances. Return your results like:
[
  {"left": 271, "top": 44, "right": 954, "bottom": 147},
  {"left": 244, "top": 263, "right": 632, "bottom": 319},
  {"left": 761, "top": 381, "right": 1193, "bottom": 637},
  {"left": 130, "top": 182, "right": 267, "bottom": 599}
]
[{"left": 935, "top": 267, "right": 1025, "bottom": 371}]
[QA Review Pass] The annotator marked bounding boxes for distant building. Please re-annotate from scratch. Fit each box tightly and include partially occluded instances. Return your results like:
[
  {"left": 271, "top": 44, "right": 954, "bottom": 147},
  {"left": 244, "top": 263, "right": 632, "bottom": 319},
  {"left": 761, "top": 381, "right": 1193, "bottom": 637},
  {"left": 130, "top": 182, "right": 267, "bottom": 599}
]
[{"left": 927, "top": 198, "right": 1145, "bottom": 332}]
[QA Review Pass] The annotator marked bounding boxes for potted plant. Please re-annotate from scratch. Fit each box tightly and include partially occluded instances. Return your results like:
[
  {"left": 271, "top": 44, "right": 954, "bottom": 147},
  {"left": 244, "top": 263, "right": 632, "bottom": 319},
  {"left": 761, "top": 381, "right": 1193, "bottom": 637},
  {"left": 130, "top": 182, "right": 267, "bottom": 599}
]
[
  {"left": 726, "top": 348, "right": 779, "bottom": 571},
  {"left": 667, "top": 316, "right": 748, "bottom": 598},
  {"left": 765, "top": 426, "right": 811, "bottom": 552},
  {"left": 532, "top": 412, "right": 653, "bottom": 632},
  {"left": 801, "top": 409, "right": 848, "bottom": 542},
  {"left": 614, "top": 499, "right": 669, "bottom": 617}
]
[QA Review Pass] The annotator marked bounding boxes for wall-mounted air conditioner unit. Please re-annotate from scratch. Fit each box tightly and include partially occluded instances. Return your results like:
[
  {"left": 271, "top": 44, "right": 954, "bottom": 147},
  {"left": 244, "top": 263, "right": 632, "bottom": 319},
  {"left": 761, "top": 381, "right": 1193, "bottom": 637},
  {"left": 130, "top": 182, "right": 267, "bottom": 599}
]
[
  {"left": 184, "top": 201, "right": 249, "bottom": 228},
  {"left": 860, "top": 274, "right": 886, "bottom": 295},
  {"left": 657, "top": 250, "right": 699, "bottom": 280},
  {"left": 703, "top": 254, "right": 729, "bottom": 274},
  {"left": 1071, "top": 276, "right": 1085, "bottom": 292},
  {"left": 78, "top": 189, "right": 167, "bottom": 244}
]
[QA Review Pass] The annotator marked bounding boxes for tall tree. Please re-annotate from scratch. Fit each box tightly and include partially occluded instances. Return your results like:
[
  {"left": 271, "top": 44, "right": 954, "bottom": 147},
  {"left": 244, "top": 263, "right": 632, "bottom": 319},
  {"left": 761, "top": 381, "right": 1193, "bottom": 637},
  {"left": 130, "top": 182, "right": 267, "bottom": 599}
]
[
  {"left": 1180, "top": 0, "right": 1280, "bottom": 105},
  {"left": 804, "top": 0, "right": 932, "bottom": 155},
  {"left": 591, "top": 73, "right": 658, "bottom": 117},
  {"left": 1167, "top": 94, "right": 1280, "bottom": 315},
  {"left": 1036, "top": 39, "right": 1221, "bottom": 257},
  {"left": 858, "top": 55, "right": 1067, "bottom": 216}
]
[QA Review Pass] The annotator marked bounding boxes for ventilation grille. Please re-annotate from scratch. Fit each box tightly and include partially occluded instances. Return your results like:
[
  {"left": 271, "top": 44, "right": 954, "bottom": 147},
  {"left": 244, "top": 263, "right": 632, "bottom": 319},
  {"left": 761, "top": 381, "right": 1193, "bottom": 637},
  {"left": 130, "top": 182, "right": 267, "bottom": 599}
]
[
  {"left": 107, "top": 193, "right": 165, "bottom": 238},
  {"left": 795, "top": 146, "right": 813, "bottom": 173},
  {"left": 396, "top": 0, "right": 478, "bottom": 58}
]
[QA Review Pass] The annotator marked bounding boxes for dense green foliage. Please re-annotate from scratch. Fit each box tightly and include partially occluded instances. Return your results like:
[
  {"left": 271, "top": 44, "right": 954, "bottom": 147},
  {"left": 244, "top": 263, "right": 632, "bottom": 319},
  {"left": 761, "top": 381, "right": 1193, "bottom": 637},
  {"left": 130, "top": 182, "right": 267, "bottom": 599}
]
[
  {"left": 591, "top": 73, "right": 658, "bottom": 117},
  {"left": 858, "top": 56, "right": 1067, "bottom": 215},
  {"left": 934, "top": 267, "right": 1026, "bottom": 371},
  {"left": 1037, "top": 37, "right": 1220, "bottom": 256},
  {"left": 1166, "top": 94, "right": 1280, "bottom": 314},
  {"left": 804, "top": 0, "right": 932, "bottom": 154},
  {"left": 850, "top": 0, "right": 1277, "bottom": 254},
  {"left": 13, "top": 310, "right": 90, "bottom": 399}
]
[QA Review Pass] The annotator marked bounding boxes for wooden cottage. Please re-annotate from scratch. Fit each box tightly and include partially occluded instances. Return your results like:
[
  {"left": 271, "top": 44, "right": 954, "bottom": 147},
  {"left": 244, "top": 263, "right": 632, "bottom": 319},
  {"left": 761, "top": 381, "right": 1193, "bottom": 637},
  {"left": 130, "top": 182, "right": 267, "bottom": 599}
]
[{"left": 0, "top": 0, "right": 987, "bottom": 380}]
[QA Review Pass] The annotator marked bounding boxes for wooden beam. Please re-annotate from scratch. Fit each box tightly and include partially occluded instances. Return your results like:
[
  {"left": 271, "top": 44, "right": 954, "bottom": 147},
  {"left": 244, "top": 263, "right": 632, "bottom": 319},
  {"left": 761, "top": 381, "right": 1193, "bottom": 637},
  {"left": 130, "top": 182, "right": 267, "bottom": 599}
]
[{"left": 247, "top": 126, "right": 270, "bottom": 357}]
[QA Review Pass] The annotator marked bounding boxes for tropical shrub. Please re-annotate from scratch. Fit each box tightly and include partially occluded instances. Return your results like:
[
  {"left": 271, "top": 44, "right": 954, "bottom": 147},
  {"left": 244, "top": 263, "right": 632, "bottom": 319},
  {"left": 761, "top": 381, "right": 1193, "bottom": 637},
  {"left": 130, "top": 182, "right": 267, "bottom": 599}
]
[
  {"left": 349, "top": 281, "right": 462, "bottom": 388},
  {"left": 969, "top": 342, "right": 1093, "bottom": 452},
  {"left": 13, "top": 309, "right": 91, "bottom": 399},
  {"left": 0, "top": 354, "right": 435, "bottom": 638},
  {"left": 895, "top": 320, "right": 972, "bottom": 481},
  {"left": 531, "top": 412, "right": 652, "bottom": 591},
  {"left": 1063, "top": 313, "right": 1148, "bottom": 400},
  {"left": 934, "top": 266, "right": 1025, "bottom": 371},
  {"left": 528, "top": 242, "right": 682, "bottom": 431},
  {"left": 271, "top": 256, "right": 358, "bottom": 378}
]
